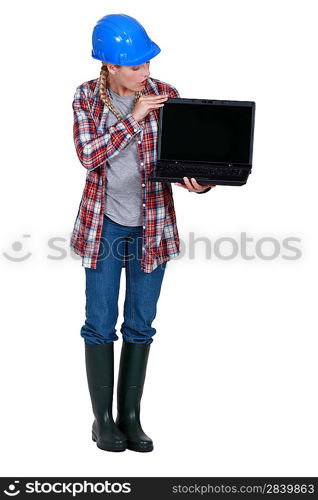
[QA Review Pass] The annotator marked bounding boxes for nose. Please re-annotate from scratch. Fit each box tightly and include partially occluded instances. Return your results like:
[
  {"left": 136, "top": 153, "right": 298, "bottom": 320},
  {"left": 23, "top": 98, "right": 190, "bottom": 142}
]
[{"left": 143, "top": 64, "right": 150, "bottom": 78}]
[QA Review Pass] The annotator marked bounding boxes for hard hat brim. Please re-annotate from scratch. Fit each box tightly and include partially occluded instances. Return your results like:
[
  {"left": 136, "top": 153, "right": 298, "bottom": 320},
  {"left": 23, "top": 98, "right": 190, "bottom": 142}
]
[{"left": 92, "top": 41, "right": 161, "bottom": 66}]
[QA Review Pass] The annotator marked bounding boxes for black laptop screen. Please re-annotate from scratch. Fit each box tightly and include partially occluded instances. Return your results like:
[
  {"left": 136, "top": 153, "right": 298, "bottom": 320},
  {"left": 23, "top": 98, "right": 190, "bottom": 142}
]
[{"left": 159, "top": 102, "right": 254, "bottom": 164}]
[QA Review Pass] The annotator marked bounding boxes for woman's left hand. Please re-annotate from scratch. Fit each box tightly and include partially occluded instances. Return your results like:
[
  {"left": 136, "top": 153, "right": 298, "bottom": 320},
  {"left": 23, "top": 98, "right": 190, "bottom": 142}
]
[{"left": 174, "top": 177, "right": 216, "bottom": 192}]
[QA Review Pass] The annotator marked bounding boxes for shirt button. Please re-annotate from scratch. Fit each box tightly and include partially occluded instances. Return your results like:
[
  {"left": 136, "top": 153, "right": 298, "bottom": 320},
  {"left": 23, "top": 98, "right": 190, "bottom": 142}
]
[
  {"left": 143, "top": 203, "right": 146, "bottom": 207},
  {"left": 134, "top": 128, "right": 138, "bottom": 132},
  {"left": 127, "top": 134, "right": 131, "bottom": 138},
  {"left": 141, "top": 183, "right": 145, "bottom": 187},
  {"left": 143, "top": 225, "right": 146, "bottom": 229},
  {"left": 138, "top": 140, "right": 141, "bottom": 144},
  {"left": 141, "top": 162, "right": 144, "bottom": 166}
]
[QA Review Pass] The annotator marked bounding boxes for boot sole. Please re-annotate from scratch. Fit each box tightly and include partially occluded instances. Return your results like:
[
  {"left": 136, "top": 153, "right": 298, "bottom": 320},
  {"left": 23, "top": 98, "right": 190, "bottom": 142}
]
[
  {"left": 92, "top": 432, "right": 127, "bottom": 452},
  {"left": 127, "top": 442, "right": 154, "bottom": 453}
]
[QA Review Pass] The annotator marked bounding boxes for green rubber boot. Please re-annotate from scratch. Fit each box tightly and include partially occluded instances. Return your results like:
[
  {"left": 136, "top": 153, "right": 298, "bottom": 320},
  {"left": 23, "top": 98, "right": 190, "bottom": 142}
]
[
  {"left": 85, "top": 343, "right": 127, "bottom": 452},
  {"left": 115, "top": 341, "right": 153, "bottom": 452}
]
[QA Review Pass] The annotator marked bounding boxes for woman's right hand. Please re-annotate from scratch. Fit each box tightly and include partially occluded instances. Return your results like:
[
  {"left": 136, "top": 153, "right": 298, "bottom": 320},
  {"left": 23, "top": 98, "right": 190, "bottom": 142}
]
[{"left": 131, "top": 94, "right": 169, "bottom": 122}]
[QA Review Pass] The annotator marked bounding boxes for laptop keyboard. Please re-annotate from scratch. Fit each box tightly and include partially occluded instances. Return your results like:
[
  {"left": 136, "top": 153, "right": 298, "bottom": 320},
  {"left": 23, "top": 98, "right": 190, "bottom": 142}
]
[{"left": 157, "top": 163, "right": 242, "bottom": 177}]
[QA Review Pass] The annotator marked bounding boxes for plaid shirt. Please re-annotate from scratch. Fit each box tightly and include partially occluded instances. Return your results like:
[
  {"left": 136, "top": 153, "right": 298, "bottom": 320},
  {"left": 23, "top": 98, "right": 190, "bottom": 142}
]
[{"left": 70, "top": 76, "right": 211, "bottom": 272}]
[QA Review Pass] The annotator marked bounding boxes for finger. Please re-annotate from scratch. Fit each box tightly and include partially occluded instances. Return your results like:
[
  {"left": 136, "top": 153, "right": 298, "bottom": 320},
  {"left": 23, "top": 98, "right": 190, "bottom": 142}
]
[
  {"left": 141, "top": 95, "right": 168, "bottom": 101},
  {"left": 152, "top": 98, "right": 168, "bottom": 105},
  {"left": 142, "top": 100, "right": 168, "bottom": 108},
  {"left": 190, "top": 178, "right": 208, "bottom": 191},
  {"left": 190, "top": 178, "right": 201, "bottom": 187},
  {"left": 144, "top": 93, "right": 168, "bottom": 97},
  {"left": 183, "top": 177, "right": 195, "bottom": 191},
  {"left": 191, "top": 178, "right": 217, "bottom": 191},
  {"left": 174, "top": 182, "right": 187, "bottom": 189}
]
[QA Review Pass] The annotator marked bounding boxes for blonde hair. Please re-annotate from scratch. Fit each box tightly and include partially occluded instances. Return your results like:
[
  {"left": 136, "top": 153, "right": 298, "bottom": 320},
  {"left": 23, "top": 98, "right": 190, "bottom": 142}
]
[{"left": 99, "top": 64, "right": 142, "bottom": 121}]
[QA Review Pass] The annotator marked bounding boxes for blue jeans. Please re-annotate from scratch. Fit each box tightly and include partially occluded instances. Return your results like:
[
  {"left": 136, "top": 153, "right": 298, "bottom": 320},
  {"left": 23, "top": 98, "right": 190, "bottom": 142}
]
[{"left": 80, "top": 215, "right": 167, "bottom": 345}]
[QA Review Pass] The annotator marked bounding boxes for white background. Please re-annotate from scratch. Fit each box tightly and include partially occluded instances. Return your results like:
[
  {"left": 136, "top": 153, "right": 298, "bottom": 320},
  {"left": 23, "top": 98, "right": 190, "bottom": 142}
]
[{"left": 1, "top": 0, "right": 317, "bottom": 477}]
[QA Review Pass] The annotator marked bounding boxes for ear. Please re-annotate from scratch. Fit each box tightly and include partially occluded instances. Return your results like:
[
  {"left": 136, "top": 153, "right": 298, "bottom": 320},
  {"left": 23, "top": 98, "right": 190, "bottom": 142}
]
[{"left": 104, "top": 62, "right": 116, "bottom": 75}]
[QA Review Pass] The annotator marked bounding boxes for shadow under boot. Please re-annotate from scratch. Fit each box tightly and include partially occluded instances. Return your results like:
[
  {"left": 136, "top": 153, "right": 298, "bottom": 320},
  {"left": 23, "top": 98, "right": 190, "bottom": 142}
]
[
  {"left": 85, "top": 343, "right": 127, "bottom": 452},
  {"left": 115, "top": 341, "right": 153, "bottom": 452}
]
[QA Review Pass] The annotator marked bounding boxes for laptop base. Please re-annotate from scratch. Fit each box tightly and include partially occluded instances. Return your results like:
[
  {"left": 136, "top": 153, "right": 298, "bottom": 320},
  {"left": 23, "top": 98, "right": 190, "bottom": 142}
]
[
  {"left": 148, "top": 175, "right": 248, "bottom": 186},
  {"left": 148, "top": 163, "right": 251, "bottom": 186}
]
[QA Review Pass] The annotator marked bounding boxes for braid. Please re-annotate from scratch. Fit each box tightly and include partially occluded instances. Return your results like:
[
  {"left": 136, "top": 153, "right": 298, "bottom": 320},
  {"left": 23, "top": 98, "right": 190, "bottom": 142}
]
[{"left": 99, "top": 64, "right": 142, "bottom": 121}]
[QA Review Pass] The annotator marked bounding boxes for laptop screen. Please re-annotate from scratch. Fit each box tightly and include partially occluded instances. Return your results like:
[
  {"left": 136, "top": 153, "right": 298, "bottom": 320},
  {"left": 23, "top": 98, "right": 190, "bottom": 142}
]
[{"left": 159, "top": 100, "right": 255, "bottom": 165}]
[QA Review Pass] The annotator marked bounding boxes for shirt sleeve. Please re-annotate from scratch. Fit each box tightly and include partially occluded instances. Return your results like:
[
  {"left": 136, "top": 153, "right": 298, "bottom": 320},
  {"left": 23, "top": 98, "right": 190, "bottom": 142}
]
[
  {"left": 167, "top": 85, "right": 212, "bottom": 194},
  {"left": 72, "top": 86, "right": 143, "bottom": 171},
  {"left": 168, "top": 85, "right": 180, "bottom": 99}
]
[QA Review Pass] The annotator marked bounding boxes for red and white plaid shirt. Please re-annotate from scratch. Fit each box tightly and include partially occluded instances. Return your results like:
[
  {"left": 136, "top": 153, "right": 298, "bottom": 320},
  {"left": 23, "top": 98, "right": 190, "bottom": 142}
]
[{"left": 70, "top": 76, "right": 210, "bottom": 272}]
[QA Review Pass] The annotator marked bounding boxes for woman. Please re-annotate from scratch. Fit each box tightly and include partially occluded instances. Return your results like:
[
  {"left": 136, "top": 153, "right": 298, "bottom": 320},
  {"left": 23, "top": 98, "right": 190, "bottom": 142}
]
[{"left": 70, "top": 13, "right": 216, "bottom": 453}]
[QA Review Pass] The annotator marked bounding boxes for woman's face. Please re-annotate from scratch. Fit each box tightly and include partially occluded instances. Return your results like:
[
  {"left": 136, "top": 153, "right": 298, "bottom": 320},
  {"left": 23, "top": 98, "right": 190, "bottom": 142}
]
[{"left": 106, "top": 61, "right": 151, "bottom": 92}]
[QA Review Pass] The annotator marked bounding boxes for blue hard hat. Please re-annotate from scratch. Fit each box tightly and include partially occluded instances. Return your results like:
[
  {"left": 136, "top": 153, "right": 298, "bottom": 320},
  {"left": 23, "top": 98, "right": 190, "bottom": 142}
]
[{"left": 92, "top": 14, "right": 161, "bottom": 65}]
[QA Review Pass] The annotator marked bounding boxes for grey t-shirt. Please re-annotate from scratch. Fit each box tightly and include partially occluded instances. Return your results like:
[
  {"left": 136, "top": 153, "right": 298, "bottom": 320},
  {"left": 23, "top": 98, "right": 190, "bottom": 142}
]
[{"left": 104, "top": 87, "right": 142, "bottom": 226}]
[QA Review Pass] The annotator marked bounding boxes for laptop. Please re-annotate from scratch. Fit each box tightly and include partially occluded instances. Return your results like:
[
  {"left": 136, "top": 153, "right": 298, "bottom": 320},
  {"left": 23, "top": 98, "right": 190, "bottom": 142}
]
[{"left": 148, "top": 97, "right": 256, "bottom": 186}]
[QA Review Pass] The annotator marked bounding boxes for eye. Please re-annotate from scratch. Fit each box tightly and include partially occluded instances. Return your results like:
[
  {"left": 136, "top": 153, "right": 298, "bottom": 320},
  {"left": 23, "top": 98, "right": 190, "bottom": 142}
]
[{"left": 132, "top": 61, "right": 150, "bottom": 71}]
